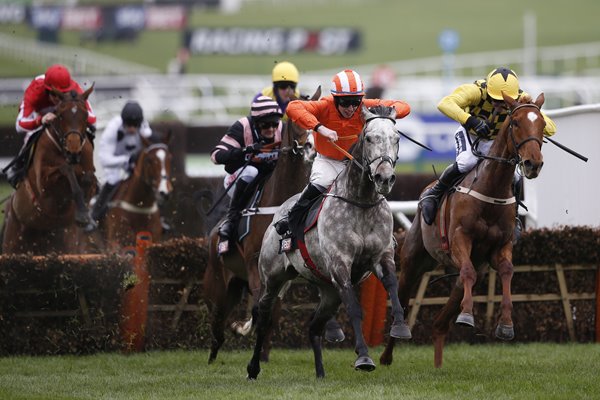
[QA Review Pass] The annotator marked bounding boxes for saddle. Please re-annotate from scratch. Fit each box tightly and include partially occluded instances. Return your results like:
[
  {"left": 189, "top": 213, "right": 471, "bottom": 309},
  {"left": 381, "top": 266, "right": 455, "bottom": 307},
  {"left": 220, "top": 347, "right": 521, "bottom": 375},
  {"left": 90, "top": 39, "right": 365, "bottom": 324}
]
[
  {"left": 216, "top": 178, "right": 268, "bottom": 256},
  {"left": 279, "top": 193, "right": 325, "bottom": 254}
]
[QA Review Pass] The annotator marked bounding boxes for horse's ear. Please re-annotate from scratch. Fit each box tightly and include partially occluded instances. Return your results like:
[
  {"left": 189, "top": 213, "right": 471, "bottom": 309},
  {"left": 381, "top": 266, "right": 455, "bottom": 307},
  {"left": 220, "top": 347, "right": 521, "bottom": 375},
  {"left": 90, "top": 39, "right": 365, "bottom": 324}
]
[
  {"left": 502, "top": 91, "right": 517, "bottom": 108},
  {"left": 310, "top": 86, "right": 322, "bottom": 101},
  {"left": 534, "top": 92, "right": 545, "bottom": 108},
  {"left": 82, "top": 83, "right": 95, "bottom": 101},
  {"left": 164, "top": 129, "right": 173, "bottom": 145},
  {"left": 141, "top": 134, "right": 151, "bottom": 147},
  {"left": 361, "top": 105, "right": 374, "bottom": 121}
]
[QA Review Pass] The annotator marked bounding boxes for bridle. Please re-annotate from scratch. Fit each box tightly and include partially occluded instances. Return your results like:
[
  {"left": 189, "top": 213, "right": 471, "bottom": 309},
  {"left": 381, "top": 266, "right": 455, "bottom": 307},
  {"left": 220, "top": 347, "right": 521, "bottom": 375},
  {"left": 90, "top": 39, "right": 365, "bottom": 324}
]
[
  {"left": 139, "top": 143, "right": 170, "bottom": 190},
  {"left": 357, "top": 115, "right": 399, "bottom": 182},
  {"left": 472, "top": 103, "right": 543, "bottom": 169},
  {"left": 45, "top": 101, "right": 88, "bottom": 164}
]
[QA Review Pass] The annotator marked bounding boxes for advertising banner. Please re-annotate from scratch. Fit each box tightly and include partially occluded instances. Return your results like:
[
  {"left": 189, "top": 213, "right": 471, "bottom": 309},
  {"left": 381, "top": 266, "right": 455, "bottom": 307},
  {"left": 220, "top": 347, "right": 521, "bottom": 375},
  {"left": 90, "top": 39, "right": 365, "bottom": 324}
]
[{"left": 185, "top": 27, "right": 361, "bottom": 55}]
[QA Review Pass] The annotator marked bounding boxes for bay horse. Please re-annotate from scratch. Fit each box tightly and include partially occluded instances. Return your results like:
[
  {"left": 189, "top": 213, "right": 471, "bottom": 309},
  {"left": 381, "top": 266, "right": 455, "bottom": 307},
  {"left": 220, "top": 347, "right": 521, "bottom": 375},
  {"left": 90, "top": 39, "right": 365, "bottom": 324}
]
[
  {"left": 103, "top": 133, "right": 173, "bottom": 250},
  {"left": 203, "top": 88, "right": 325, "bottom": 364},
  {"left": 380, "top": 92, "right": 547, "bottom": 368},
  {"left": 247, "top": 105, "right": 412, "bottom": 380},
  {"left": 2, "top": 87, "right": 97, "bottom": 254}
]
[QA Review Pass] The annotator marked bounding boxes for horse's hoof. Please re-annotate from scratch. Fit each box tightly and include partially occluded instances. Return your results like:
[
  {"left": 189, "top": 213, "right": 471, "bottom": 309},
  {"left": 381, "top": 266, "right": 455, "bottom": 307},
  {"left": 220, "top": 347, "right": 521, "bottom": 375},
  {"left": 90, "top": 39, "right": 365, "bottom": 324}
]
[
  {"left": 325, "top": 327, "right": 345, "bottom": 343},
  {"left": 390, "top": 322, "right": 412, "bottom": 339},
  {"left": 455, "top": 313, "right": 475, "bottom": 327},
  {"left": 354, "top": 356, "right": 376, "bottom": 372},
  {"left": 246, "top": 364, "right": 260, "bottom": 380},
  {"left": 495, "top": 323, "right": 515, "bottom": 340}
]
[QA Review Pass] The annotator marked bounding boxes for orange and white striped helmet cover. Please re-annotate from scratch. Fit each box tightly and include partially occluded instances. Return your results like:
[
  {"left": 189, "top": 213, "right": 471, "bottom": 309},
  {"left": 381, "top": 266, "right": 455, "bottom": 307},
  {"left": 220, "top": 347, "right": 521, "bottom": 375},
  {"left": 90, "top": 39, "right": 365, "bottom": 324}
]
[{"left": 330, "top": 69, "right": 365, "bottom": 96}]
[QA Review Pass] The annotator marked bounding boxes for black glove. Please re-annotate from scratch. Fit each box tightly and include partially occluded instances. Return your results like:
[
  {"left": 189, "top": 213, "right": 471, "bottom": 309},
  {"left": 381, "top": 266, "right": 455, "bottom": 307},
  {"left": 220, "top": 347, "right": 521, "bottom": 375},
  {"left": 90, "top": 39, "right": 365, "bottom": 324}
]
[
  {"left": 128, "top": 153, "right": 139, "bottom": 170},
  {"left": 465, "top": 115, "right": 490, "bottom": 137},
  {"left": 243, "top": 143, "right": 262, "bottom": 155}
]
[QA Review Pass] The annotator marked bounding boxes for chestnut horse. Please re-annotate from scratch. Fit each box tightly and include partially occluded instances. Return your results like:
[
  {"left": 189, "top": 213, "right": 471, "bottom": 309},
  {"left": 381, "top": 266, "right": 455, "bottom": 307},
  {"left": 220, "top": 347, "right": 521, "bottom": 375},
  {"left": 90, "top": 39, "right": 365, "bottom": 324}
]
[
  {"left": 103, "top": 133, "right": 173, "bottom": 250},
  {"left": 203, "top": 89, "right": 325, "bottom": 364},
  {"left": 380, "top": 92, "right": 548, "bottom": 368},
  {"left": 2, "top": 87, "right": 96, "bottom": 254}
]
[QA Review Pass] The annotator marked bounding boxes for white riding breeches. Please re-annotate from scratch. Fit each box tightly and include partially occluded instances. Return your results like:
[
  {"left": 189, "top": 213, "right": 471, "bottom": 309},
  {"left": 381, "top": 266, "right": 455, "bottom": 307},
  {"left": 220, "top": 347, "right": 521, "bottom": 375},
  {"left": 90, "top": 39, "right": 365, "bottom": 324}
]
[
  {"left": 454, "top": 126, "right": 493, "bottom": 173},
  {"left": 223, "top": 165, "right": 259, "bottom": 198},
  {"left": 310, "top": 153, "right": 348, "bottom": 189},
  {"left": 454, "top": 125, "right": 521, "bottom": 180}
]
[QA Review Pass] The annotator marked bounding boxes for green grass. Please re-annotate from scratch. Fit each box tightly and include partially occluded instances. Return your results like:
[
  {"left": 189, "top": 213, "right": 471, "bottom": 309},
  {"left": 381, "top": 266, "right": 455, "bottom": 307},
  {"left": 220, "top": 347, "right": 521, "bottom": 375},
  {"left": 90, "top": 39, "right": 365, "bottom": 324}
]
[
  {"left": 0, "top": 344, "right": 598, "bottom": 399},
  {"left": 1, "top": 0, "right": 600, "bottom": 76}
]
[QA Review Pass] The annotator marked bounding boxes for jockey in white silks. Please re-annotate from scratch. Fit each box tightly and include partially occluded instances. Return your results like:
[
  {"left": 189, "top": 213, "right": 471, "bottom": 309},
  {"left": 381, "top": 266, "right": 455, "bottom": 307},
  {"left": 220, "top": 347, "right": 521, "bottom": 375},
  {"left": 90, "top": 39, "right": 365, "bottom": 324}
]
[{"left": 91, "top": 101, "right": 152, "bottom": 222}]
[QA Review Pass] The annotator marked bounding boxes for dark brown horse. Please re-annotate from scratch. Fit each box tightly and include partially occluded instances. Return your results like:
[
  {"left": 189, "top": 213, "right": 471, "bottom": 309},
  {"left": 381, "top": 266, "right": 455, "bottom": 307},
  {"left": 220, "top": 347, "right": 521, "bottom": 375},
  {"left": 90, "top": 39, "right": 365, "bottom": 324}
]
[
  {"left": 203, "top": 89, "right": 324, "bottom": 364},
  {"left": 380, "top": 92, "right": 547, "bottom": 368},
  {"left": 103, "top": 133, "right": 173, "bottom": 250},
  {"left": 2, "top": 87, "right": 97, "bottom": 254}
]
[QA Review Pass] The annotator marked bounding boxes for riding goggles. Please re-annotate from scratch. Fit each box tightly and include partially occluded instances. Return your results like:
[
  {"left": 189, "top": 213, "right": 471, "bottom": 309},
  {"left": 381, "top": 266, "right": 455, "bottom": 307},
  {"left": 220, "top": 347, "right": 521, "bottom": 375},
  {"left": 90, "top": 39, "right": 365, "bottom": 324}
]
[
  {"left": 257, "top": 121, "right": 279, "bottom": 130},
  {"left": 275, "top": 81, "right": 297, "bottom": 90},
  {"left": 336, "top": 96, "right": 363, "bottom": 108}
]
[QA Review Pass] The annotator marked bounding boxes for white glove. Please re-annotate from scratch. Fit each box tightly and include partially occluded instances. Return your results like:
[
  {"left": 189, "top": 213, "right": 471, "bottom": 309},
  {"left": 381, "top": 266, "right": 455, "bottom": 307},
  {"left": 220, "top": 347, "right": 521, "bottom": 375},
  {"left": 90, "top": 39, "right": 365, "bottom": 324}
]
[
  {"left": 317, "top": 125, "right": 338, "bottom": 142},
  {"left": 41, "top": 112, "right": 57, "bottom": 125}
]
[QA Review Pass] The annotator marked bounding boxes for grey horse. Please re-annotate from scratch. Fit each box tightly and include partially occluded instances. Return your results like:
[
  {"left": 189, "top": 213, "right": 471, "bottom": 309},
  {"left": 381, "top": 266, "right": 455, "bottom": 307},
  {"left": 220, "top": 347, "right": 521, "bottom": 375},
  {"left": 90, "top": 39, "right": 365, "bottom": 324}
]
[{"left": 247, "top": 105, "right": 412, "bottom": 380}]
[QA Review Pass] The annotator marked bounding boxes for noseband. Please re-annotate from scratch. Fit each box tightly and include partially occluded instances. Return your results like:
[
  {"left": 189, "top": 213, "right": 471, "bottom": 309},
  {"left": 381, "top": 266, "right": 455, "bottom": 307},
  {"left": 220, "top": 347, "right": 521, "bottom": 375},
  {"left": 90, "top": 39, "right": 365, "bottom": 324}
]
[
  {"left": 359, "top": 116, "right": 399, "bottom": 182},
  {"left": 46, "top": 103, "right": 88, "bottom": 164},
  {"left": 141, "top": 143, "right": 170, "bottom": 188}
]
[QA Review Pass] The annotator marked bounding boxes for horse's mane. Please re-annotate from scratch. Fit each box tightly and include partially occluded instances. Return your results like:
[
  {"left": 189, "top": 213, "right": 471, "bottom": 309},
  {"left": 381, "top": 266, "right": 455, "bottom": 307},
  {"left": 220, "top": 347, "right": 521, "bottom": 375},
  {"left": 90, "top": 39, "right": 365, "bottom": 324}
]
[
  {"left": 348, "top": 105, "right": 396, "bottom": 157},
  {"left": 518, "top": 94, "right": 533, "bottom": 104},
  {"left": 367, "top": 105, "right": 396, "bottom": 119}
]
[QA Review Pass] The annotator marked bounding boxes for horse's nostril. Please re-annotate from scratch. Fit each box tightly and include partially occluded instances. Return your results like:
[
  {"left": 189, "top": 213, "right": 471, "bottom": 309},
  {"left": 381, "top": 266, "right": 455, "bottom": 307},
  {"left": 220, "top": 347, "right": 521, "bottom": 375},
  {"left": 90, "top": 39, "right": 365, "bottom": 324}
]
[{"left": 389, "top": 175, "right": 396, "bottom": 185}]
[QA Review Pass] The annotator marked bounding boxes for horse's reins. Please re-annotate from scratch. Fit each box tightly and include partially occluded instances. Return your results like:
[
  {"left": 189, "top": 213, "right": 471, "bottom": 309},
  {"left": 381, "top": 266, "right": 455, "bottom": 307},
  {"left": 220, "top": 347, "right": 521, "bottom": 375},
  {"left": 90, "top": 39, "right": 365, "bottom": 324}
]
[
  {"left": 458, "top": 103, "right": 544, "bottom": 206},
  {"left": 45, "top": 104, "right": 89, "bottom": 162},
  {"left": 328, "top": 115, "right": 399, "bottom": 178},
  {"left": 324, "top": 115, "right": 399, "bottom": 208},
  {"left": 471, "top": 103, "right": 543, "bottom": 167}
]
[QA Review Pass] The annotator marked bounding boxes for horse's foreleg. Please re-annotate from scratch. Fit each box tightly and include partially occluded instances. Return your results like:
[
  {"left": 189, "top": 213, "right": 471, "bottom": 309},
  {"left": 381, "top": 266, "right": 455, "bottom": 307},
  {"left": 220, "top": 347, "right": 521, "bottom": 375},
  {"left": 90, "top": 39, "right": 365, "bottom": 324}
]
[
  {"left": 494, "top": 256, "right": 515, "bottom": 340},
  {"left": 377, "top": 253, "right": 411, "bottom": 340},
  {"left": 451, "top": 238, "right": 476, "bottom": 327},
  {"left": 58, "top": 164, "right": 95, "bottom": 229},
  {"left": 338, "top": 282, "right": 375, "bottom": 372},
  {"left": 432, "top": 283, "right": 463, "bottom": 368}
]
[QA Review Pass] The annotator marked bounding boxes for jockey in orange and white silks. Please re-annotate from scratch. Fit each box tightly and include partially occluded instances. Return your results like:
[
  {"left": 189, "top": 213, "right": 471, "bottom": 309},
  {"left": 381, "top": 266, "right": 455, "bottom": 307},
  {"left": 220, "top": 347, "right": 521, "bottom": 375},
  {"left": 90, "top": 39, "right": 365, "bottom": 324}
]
[
  {"left": 286, "top": 69, "right": 410, "bottom": 191},
  {"left": 211, "top": 96, "right": 283, "bottom": 240},
  {"left": 420, "top": 67, "right": 557, "bottom": 227},
  {"left": 273, "top": 69, "right": 410, "bottom": 237}
]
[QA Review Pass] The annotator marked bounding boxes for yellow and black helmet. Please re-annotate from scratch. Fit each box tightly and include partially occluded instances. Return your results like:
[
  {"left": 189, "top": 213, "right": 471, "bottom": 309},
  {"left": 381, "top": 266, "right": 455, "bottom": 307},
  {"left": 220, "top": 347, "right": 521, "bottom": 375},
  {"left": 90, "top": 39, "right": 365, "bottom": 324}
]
[
  {"left": 486, "top": 67, "right": 519, "bottom": 100},
  {"left": 272, "top": 61, "right": 299, "bottom": 84}
]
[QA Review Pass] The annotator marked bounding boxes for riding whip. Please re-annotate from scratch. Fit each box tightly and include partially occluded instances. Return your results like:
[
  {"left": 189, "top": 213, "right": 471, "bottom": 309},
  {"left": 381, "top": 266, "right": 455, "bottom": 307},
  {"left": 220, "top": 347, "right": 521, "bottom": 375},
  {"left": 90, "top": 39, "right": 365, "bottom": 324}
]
[
  {"left": 544, "top": 137, "right": 588, "bottom": 162},
  {"left": 205, "top": 159, "right": 251, "bottom": 216},
  {"left": 397, "top": 130, "right": 433, "bottom": 151}
]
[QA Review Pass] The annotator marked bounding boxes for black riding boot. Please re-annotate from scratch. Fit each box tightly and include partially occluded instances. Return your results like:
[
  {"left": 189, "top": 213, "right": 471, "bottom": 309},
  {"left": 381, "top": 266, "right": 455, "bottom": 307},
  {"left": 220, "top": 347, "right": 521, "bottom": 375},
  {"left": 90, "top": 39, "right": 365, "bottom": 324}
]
[
  {"left": 219, "top": 180, "right": 251, "bottom": 241},
  {"left": 3, "top": 151, "right": 28, "bottom": 189},
  {"left": 512, "top": 176, "right": 523, "bottom": 244},
  {"left": 274, "top": 183, "right": 324, "bottom": 236},
  {"left": 91, "top": 183, "right": 118, "bottom": 222},
  {"left": 420, "top": 163, "right": 463, "bottom": 225}
]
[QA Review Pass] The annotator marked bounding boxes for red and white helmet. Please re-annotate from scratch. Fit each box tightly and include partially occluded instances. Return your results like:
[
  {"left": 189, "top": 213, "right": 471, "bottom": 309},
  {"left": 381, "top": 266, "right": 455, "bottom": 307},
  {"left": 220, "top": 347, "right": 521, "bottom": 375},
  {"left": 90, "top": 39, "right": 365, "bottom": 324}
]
[
  {"left": 44, "top": 64, "right": 77, "bottom": 92},
  {"left": 330, "top": 69, "right": 365, "bottom": 96}
]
